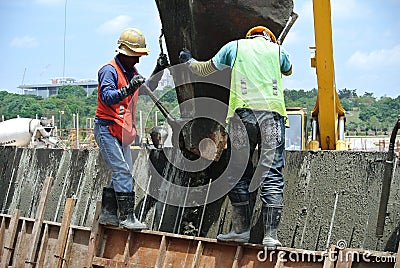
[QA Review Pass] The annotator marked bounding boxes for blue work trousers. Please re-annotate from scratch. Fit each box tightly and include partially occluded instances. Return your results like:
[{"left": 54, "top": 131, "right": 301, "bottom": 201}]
[{"left": 94, "top": 123, "right": 133, "bottom": 193}]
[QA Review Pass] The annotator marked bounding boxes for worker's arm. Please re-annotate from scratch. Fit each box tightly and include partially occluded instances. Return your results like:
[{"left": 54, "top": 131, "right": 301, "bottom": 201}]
[
  {"left": 140, "top": 53, "right": 170, "bottom": 94},
  {"left": 280, "top": 47, "right": 292, "bottom": 76},
  {"left": 179, "top": 41, "right": 237, "bottom": 77},
  {"left": 98, "top": 65, "right": 123, "bottom": 105},
  {"left": 212, "top": 41, "right": 237, "bottom": 70},
  {"left": 99, "top": 65, "right": 145, "bottom": 102}
]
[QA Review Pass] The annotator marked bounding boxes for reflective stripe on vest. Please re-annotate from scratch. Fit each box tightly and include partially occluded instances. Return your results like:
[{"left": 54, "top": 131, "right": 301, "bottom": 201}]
[{"left": 227, "top": 37, "right": 287, "bottom": 120}]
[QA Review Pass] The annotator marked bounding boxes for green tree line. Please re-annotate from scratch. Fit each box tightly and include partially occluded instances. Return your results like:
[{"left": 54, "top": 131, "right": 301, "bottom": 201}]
[
  {"left": 0, "top": 86, "right": 399, "bottom": 135},
  {"left": 0, "top": 85, "right": 97, "bottom": 129}
]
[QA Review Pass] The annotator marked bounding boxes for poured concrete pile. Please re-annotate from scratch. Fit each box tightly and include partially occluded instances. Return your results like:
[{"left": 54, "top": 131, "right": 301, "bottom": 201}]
[
  {"left": 0, "top": 146, "right": 399, "bottom": 252},
  {"left": 155, "top": 0, "right": 293, "bottom": 65},
  {"left": 155, "top": 0, "right": 293, "bottom": 114}
]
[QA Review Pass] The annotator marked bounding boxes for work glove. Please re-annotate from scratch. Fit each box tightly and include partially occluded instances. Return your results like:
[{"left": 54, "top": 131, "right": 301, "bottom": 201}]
[
  {"left": 179, "top": 49, "right": 194, "bottom": 64},
  {"left": 157, "top": 53, "right": 170, "bottom": 70},
  {"left": 120, "top": 74, "right": 145, "bottom": 99},
  {"left": 152, "top": 53, "right": 170, "bottom": 75}
]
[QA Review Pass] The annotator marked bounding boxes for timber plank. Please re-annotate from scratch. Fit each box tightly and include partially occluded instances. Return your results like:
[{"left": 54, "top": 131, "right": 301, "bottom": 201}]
[
  {"left": 25, "top": 176, "right": 53, "bottom": 267},
  {"left": 129, "top": 232, "right": 161, "bottom": 267},
  {"left": 92, "top": 256, "right": 125, "bottom": 267},
  {"left": 163, "top": 237, "right": 197, "bottom": 267},
  {"left": 199, "top": 241, "right": 237, "bottom": 267},
  {"left": 101, "top": 228, "right": 129, "bottom": 261},
  {"left": 335, "top": 248, "right": 352, "bottom": 268},
  {"left": 323, "top": 246, "right": 336, "bottom": 268},
  {"left": 54, "top": 198, "right": 76, "bottom": 268},
  {"left": 232, "top": 245, "right": 243, "bottom": 268},
  {"left": 238, "top": 247, "right": 270, "bottom": 268},
  {"left": 191, "top": 240, "right": 204, "bottom": 268},
  {"left": 85, "top": 201, "right": 102, "bottom": 268},
  {"left": 36, "top": 223, "right": 49, "bottom": 268},
  {"left": 62, "top": 228, "right": 74, "bottom": 268},
  {"left": 43, "top": 223, "right": 62, "bottom": 267},
  {"left": 1, "top": 209, "right": 20, "bottom": 267},
  {"left": 67, "top": 228, "right": 90, "bottom": 268},
  {"left": 12, "top": 219, "right": 27, "bottom": 268},
  {"left": 123, "top": 232, "right": 132, "bottom": 266},
  {"left": 154, "top": 235, "right": 167, "bottom": 268}
]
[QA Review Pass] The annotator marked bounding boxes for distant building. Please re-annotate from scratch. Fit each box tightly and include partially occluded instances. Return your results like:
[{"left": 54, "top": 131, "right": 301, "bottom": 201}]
[
  {"left": 18, "top": 77, "right": 98, "bottom": 99},
  {"left": 18, "top": 72, "right": 175, "bottom": 99}
]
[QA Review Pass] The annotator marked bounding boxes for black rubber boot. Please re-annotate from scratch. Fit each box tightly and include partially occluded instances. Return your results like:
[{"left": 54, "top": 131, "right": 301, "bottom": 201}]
[
  {"left": 98, "top": 187, "right": 119, "bottom": 226},
  {"left": 262, "top": 204, "right": 283, "bottom": 250},
  {"left": 115, "top": 192, "right": 147, "bottom": 230},
  {"left": 217, "top": 202, "right": 251, "bottom": 243}
]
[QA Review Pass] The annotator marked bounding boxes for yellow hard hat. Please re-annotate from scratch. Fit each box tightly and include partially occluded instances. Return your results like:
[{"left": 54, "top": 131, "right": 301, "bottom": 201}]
[
  {"left": 245, "top": 26, "right": 277, "bottom": 43},
  {"left": 116, "top": 28, "right": 150, "bottom": 57}
]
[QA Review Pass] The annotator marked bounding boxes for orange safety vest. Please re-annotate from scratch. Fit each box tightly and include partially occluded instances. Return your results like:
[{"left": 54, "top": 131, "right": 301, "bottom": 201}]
[{"left": 95, "top": 59, "right": 139, "bottom": 145}]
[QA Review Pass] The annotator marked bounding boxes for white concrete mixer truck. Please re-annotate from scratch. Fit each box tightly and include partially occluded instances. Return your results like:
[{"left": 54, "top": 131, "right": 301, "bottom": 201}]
[{"left": 0, "top": 117, "right": 57, "bottom": 148}]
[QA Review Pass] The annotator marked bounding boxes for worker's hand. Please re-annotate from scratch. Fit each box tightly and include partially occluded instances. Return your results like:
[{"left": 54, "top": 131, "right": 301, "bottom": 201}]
[
  {"left": 152, "top": 53, "right": 170, "bottom": 75},
  {"left": 130, "top": 74, "right": 145, "bottom": 88},
  {"left": 157, "top": 53, "right": 170, "bottom": 70},
  {"left": 179, "top": 49, "right": 193, "bottom": 64},
  {"left": 120, "top": 74, "right": 145, "bottom": 99}
]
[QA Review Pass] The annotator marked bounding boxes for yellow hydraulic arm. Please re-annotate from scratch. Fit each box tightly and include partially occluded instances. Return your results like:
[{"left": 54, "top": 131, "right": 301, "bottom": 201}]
[{"left": 309, "top": 0, "right": 346, "bottom": 150}]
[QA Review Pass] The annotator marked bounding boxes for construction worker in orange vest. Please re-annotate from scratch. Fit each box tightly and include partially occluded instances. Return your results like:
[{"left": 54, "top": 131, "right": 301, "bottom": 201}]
[{"left": 94, "top": 28, "right": 169, "bottom": 230}]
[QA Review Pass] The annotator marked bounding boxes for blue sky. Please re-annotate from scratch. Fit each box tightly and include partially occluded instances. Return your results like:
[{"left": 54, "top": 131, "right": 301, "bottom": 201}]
[{"left": 1, "top": 0, "right": 399, "bottom": 98}]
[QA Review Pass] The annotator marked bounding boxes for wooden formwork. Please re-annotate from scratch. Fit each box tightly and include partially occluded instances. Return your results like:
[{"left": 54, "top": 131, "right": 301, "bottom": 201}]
[
  {"left": 1, "top": 208, "right": 398, "bottom": 268},
  {"left": 0, "top": 211, "right": 89, "bottom": 267},
  {"left": 0, "top": 186, "right": 398, "bottom": 267},
  {"left": 84, "top": 202, "right": 399, "bottom": 268}
]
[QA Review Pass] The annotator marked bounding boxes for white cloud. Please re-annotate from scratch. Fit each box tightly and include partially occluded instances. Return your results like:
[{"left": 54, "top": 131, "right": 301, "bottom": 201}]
[
  {"left": 97, "top": 15, "right": 132, "bottom": 35},
  {"left": 10, "top": 36, "right": 38, "bottom": 48},
  {"left": 348, "top": 44, "right": 400, "bottom": 69}
]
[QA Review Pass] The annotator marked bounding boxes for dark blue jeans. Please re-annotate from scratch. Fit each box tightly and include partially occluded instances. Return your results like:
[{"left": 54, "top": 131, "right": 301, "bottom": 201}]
[
  {"left": 226, "top": 108, "right": 285, "bottom": 206},
  {"left": 94, "top": 123, "right": 134, "bottom": 193}
]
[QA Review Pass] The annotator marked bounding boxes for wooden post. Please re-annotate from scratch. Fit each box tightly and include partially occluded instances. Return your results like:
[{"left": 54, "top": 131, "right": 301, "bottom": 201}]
[
  {"left": 85, "top": 201, "right": 103, "bottom": 268},
  {"left": 335, "top": 249, "right": 353, "bottom": 268},
  {"left": 25, "top": 176, "right": 53, "bottom": 267},
  {"left": 0, "top": 209, "right": 20, "bottom": 267},
  {"left": 232, "top": 245, "right": 243, "bottom": 268},
  {"left": 12, "top": 220, "right": 27, "bottom": 268},
  {"left": 123, "top": 232, "right": 132, "bottom": 266},
  {"left": 54, "top": 198, "right": 76, "bottom": 268},
  {"left": 155, "top": 235, "right": 167, "bottom": 268},
  {"left": 274, "top": 252, "right": 285, "bottom": 268},
  {"left": 191, "top": 241, "right": 204, "bottom": 268},
  {"left": 36, "top": 223, "right": 49, "bottom": 267},
  {"left": 322, "top": 245, "right": 336, "bottom": 268},
  {"left": 62, "top": 227, "right": 74, "bottom": 267}
]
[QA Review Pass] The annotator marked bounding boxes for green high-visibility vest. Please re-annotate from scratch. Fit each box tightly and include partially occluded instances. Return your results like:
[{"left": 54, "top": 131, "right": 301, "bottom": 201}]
[{"left": 228, "top": 37, "right": 287, "bottom": 120}]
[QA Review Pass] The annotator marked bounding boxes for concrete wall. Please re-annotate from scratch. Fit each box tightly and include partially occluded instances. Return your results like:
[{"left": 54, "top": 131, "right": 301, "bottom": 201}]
[{"left": 0, "top": 146, "right": 399, "bottom": 252}]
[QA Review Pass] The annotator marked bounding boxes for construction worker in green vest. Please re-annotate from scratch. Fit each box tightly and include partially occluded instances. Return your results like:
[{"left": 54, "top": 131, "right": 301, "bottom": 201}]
[{"left": 179, "top": 25, "right": 292, "bottom": 250}]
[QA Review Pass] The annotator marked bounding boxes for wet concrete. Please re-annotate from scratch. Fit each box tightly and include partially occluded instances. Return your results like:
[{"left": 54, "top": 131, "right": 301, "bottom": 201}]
[{"left": 0, "top": 146, "right": 399, "bottom": 252}]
